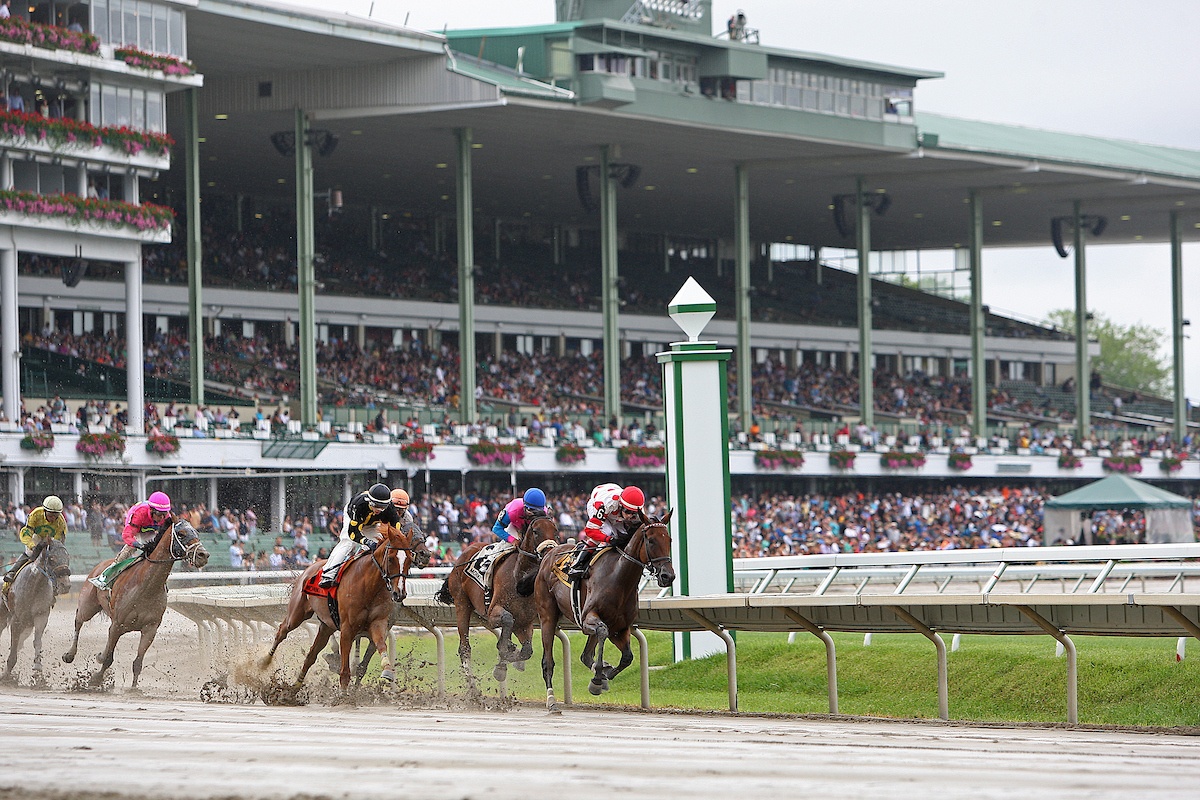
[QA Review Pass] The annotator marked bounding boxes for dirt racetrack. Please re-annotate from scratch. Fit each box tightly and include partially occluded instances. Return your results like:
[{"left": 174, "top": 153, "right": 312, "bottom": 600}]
[{"left": 2, "top": 606, "right": 1200, "bottom": 798}]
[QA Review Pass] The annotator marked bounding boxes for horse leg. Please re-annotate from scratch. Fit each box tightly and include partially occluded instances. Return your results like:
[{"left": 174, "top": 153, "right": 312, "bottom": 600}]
[
  {"left": 354, "top": 639, "right": 376, "bottom": 687},
  {"left": 454, "top": 597, "right": 477, "bottom": 690},
  {"left": 584, "top": 620, "right": 609, "bottom": 696},
  {"left": 338, "top": 623, "right": 356, "bottom": 693},
  {"left": 493, "top": 609, "right": 516, "bottom": 682},
  {"left": 91, "top": 622, "right": 124, "bottom": 687},
  {"left": 512, "top": 618, "right": 535, "bottom": 671},
  {"left": 262, "top": 594, "right": 314, "bottom": 667},
  {"left": 129, "top": 622, "right": 161, "bottom": 691},
  {"left": 366, "top": 620, "right": 394, "bottom": 684},
  {"left": 539, "top": 614, "right": 561, "bottom": 714},
  {"left": 601, "top": 628, "right": 634, "bottom": 686},
  {"left": 295, "top": 624, "right": 334, "bottom": 687},
  {"left": 4, "top": 622, "right": 26, "bottom": 681},
  {"left": 32, "top": 612, "right": 48, "bottom": 675},
  {"left": 580, "top": 634, "right": 598, "bottom": 670},
  {"left": 62, "top": 587, "right": 102, "bottom": 665}
]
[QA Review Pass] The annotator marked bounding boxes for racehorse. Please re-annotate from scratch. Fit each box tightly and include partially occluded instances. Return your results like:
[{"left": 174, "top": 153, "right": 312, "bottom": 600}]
[
  {"left": 534, "top": 510, "right": 674, "bottom": 713},
  {"left": 0, "top": 538, "right": 71, "bottom": 680},
  {"left": 434, "top": 514, "right": 559, "bottom": 683},
  {"left": 63, "top": 520, "right": 209, "bottom": 689},
  {"left": 262, "top": 523, "right": 420, "bottom": 692}
]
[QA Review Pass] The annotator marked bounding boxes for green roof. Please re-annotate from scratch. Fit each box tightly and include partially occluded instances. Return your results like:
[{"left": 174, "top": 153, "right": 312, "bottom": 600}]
[
  {"left": 1045, "top": 473, "right": 1192, "bottom": 510},
  {"left": 446, "top": 54, "right": 575, "bottom": 101},
  {"left": 917, "top": 112, "right": 1200, "bottom": 181}
]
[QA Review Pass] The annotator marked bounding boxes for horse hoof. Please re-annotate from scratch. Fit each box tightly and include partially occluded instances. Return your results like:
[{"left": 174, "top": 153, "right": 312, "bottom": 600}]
[
  {"left": 601, "top": 679, "right": 610, "bottom": 693},
  {"left": 61, "top": 653, "right": 74, "bottom": 664},
  {"left": 547, "top": 702, "right": 563, "bottom": 715},
  {"left": 588, "top": 680, "right": 604, "bottom": 696},
  {"left": 380, "top": 669, "right": 395, "bottom": 683},
  {"left": 513, "top": 659, "right": 526, "bottom": 672},
  {"left": 493, "top": 665, "right": 508, "bottom": 682}
]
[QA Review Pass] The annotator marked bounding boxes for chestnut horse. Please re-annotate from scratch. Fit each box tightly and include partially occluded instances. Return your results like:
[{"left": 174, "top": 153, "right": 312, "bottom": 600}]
[
  {"left": 262, "top": 523, "right": 418, "bottom": 691},
  {"left": 434, "top": 514, "right": 559, "bottom": 683},
  {"left": 534, "top": 510, "right": 674, "bottom": 712},
  {"left": 0, "top": 537, "right": 71, "bottom": 680},
  {"left": 63, "top": 520, "right": 210, "bottom": 689}
]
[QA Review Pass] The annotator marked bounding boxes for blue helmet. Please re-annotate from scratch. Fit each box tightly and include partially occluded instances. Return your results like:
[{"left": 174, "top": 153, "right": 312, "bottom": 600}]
[{"left": 523, "top": 487, "right": 547, "bottom": 510}]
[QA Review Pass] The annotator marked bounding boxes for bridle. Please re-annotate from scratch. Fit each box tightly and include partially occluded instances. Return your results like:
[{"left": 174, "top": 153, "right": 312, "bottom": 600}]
[
  {"left": 518, "top": 515, "right": 558, "bottom": 561},
  {"left": 618, "top": 521, "right": 673, "bottom": 579},
  {"left": 144, "top": 526, "right": 205, "bottom": 565}
]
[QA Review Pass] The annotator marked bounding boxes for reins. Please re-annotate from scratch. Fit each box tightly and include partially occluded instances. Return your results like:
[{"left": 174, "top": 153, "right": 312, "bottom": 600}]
[
  {"left": 143, "top": 528, "right": 204, "bottom": 565},
  {"left": 617, "top": 522, "right": 672, "bottom": 577}
]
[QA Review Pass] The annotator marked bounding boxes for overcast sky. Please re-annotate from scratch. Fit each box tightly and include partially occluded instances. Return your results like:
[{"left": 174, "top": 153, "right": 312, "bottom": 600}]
[{"left": 306, "top": 0, "right": 1199, "bottom": 400}]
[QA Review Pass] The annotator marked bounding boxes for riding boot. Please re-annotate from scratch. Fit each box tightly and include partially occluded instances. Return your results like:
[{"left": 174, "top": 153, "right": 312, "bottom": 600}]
[
  {"left": 320, "top": 539, "right": 355, "bottom": 588},
  {"left": 2, "top": 551, "right": 31, "bottom": 591},
  {"left": 567, "top": 546, "right": 594, "bottom": 582},
  {"left": 115, "top": 544, "right": 140, "bottom": 562}
]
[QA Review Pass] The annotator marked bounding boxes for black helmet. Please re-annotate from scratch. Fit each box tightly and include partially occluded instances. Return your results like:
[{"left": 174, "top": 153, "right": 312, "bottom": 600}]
[{"left": 367, "top": 483, "right": 391, "bottom": 508}]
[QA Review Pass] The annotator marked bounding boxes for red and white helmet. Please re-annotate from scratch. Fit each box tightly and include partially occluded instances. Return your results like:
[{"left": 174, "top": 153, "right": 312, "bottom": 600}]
[
  {"left": 147, "top": 491, "right": 172, "bottom": 512},
  {"left": 619, "top": 485, "right": 645, "bottom": 510}
]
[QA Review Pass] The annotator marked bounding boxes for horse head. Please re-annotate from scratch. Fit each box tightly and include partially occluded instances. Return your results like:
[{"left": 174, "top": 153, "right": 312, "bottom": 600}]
[
  {"left": 515, "top": 513, "right": 560, "bottom": 597},
  {"left": 632, "top": 509, "right": 675, "bottom": 588},
  {"left": 44, "top": 538, "right": 71, "bottom": 595},
  {"left": 377, "top": 524, "right": 416, "bottom": 603},
  {"left": 170, "top": 519, "right": 210, "bottom": 569},
  {"left": 403, "top": 518, "right": 432, "bottom": 569}
]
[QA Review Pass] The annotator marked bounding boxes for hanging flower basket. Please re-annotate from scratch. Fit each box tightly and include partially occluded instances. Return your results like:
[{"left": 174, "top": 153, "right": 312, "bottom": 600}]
[
  {"left": 1159, "top": 454, "right": 1184, "bottom": 474},
  {"left": 400, "top": 439, "right": 435, "bottom": 463},
  {"left": 114, "top": 46, "right": 196, "bottom": 76},
  {"left": 947, "top": 452, "right": 973, "bottom": 471},
  {"left": 617, "top": 444, "right": 666, "bottom": 469},
  {"left": 467, "top": 439, "right": 524, "bottom": 466},
  {"left": 145, "top": 433, "right": 180, "bottom": 455},
  {"left": 1102, "top": 455, "right": 1143, "bottom": 474},
  {"left": 0, "top": 110, "right": 174, "bottom": 157},
  {"left": 754, "top": 449, "right": 805, "bottom": 470},
  {"left": 555, "top": 443, "right": 587, "bottom": 465},
  {"left": 0, "top": 17, "right": 99, "bottom": 55},
  {"left": 19, "top": 432, "right": 55, "bottom": 452},
  {"left": 0, "top": 189, "right": 174, "bottom": 232},
  {"left": 1057, "top": 452, "right": 1082, "bottom": 469},
  {"left": 828, "top": 450, "right": 856, "bottom": 469},
  {"left": 882, "top": 450, "right": 927, "bottom": 469},
  {"left": 77, "top": 431, "right": 125, "bottom": 458}
]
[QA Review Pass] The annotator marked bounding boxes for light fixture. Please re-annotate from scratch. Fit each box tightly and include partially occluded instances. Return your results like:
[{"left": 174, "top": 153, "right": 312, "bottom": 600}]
[{"left": 214, "top": 114, "right": 228, "bottom": 120}]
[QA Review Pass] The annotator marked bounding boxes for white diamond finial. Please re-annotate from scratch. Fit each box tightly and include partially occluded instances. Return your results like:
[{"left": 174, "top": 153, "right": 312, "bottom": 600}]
[{"left": 668, "top": 277, "right": 716, "bottom": 342}]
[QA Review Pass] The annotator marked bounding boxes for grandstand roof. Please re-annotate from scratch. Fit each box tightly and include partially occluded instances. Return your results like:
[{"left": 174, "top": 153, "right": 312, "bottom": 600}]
[
  {"left": 171, "top": 0, "right": 1200, "bottom": 251},
  {"left": 1046, "top": 474, "right": 1192, "bottom": 510}
]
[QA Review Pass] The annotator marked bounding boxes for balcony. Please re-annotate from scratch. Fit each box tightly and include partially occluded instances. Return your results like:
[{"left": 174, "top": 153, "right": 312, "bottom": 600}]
[
  {"left": 0, "top": 110, "right": 172, "bottom": 171},
  {"left": 0, "top": 190, "right": 172, "bottom": 243}
]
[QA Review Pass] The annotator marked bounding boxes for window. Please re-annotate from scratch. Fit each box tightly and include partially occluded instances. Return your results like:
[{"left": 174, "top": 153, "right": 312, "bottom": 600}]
[
  {"left": 168, "top": 6, "right": 184, "bottom": 57},
  {"left": 92, "top": 0, "right": 108, "bottom": 41},
  {"left": 153, "top": 4, "right": 167, "bottom": 52}
]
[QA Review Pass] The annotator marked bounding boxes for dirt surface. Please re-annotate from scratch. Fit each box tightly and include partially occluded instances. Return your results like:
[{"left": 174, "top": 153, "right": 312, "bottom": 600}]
[{"left": 2, "top": 606, "right": 1200, "bottom": 798}]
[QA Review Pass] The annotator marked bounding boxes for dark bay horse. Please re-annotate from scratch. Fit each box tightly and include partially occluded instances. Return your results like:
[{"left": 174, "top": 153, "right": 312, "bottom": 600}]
[
  {"left": 262, "top": 523, "right": 418, "bottom": 691},
  {"left": 0, "top": 538, "right": 71, "bottom": 680},
  {"left": 434, "top": 514, "right": 559, "bottom": 683},
  {"left": 63, "top": 520, "right": 209, "bottom": 689},
  {"left": 535, "top": 510, "right": 674, "bottom": 712}
]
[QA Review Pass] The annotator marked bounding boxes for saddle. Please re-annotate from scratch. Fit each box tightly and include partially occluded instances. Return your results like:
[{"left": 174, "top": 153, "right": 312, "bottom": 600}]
[
  {"left": 551, "top": 546, "right": 615, "bottom": 629},
  {"left": 88, "top": 554, "right": 143, "bottom": 591},
  {"left": 464, "top": 542, "right": 516, "bottom": 607}
]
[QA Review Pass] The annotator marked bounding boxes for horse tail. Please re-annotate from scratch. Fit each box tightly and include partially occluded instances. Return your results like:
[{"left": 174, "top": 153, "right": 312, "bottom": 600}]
[{"left": 433, "top": 577, "right": 453, "bottom": 605}]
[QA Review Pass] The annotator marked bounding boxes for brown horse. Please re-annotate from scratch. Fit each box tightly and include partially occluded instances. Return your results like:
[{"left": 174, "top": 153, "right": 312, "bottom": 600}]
[
  {"left": 434, "top": 514, "right": 559, "bottom": 683},
  {"left": 535, "top": 510, "right": 674, "bottom": 712},
  {"left": 62, "top": 520, "right": 210, "bottom": 689},
  {"left": 262, "top": 523, "right": 418, "bottom": 691}
]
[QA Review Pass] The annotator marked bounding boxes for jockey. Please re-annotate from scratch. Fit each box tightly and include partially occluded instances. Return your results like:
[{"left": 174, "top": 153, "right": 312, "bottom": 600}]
[
  {"left": 567, "top": 483, "right": 645, "bottom": 581},
  {"left": 114, "top": 491, "right": 174, "bottom": 563},
  {"left": 3, "top": 495, "right": 66, "bottom": 591},
  {"left": 491, "top": 487, "right": 548, "bottom": 545},
  {"left": 391, "top": 488, "right": 412, "bottom": 525},
  {"left": 319, "top": 483, "right": 400, "bottom": 588}
]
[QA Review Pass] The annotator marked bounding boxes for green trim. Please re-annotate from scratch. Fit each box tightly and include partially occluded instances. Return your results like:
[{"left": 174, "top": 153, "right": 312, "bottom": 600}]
[
  {"left": 670, "top": 358, "right": 689, "bottom": 661},
  {"left": 719, "top": 377, "right": 734, "bottom": 594},
  {"left": 668, "top": 302, "right": 717, "bottom": 314},
  {"left": 657, "top": 350, "right": 732, "bottom": 364},
  {"left": 672, "top": 341, "right": 720, "bottom": 352}
]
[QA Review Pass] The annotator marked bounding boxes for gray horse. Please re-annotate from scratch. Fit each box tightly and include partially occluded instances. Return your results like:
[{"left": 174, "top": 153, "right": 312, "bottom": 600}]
[{"left": 0, "top": 538, "right": 71, "bottom": 680}]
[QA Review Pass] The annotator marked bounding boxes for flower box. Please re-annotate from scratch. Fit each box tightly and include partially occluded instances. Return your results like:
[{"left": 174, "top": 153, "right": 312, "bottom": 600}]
[
  {"left": 0, "top": 17, "right": 99, "bottom": 55},
  {"left": 19, "top": 432, "right": 55, "bottom": 452},
  {"left": 77, "top": 431, "right": 125, "bottom": 458},
  {"left": 1159, "top": 454, "right": 1184, "bottom": 474},
  {"left": 0, "top": 189, "right": 173, "bottom": 233},
  {"left": 467, "top": 439, "right": 525, "bottom": 467},
  {"left": 115, "top": 46, "right": 197, "bottom": 76},
  {"left": 145, "top": 433, "right": 180, "bottom": 455},
  {"left": 881, "top": 450, "right": 927, "bottom": 469},
  {"left": 0, "top": 109, "right": 174, "bottom": 158},
  {"left": 400, "top": 440, "right": 436, "bottom": 463},
  {"left": 1057, "top": 452, "right": 1082, "bottom": 469},
  {"left": 1102, "top": 455, "right": 1142, "bottom": 474},
  {"left": 616, "top": 444, "right": 666, "bottom": 469},
  {"left": 947, "top": 452, "right": 973, "bottom": 471},
  {"left": 753, "top": 449, "right": 805, "bottom": 470},
  {"left": 828, "top": 450, "right": 856, "bottom": 469},
  {"left": 555, "top": 443, "right": 587, "bottom": 465}
]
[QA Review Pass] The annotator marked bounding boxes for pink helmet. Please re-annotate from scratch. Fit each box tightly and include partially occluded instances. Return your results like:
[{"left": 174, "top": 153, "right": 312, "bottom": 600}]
[
  {"left": 147, "top": 491, "right": 172, "bottom": 512},
  {"left": 619, "top": 486, "right": 645, "bottom": 510}
]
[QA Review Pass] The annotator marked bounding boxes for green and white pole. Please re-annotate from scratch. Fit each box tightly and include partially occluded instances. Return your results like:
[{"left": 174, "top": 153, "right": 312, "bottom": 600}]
[{"left": 657, "top": 277, "right": 733, "bottom": 661}]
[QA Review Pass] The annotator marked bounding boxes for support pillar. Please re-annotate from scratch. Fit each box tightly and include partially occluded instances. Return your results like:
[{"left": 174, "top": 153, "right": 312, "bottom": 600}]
[
  {"left": 1072, "top": 200, "right": 1090, "bottom": 440},
  {"left": 0, "top": 247, "right": 17, "bottom": 424},
  {"left": 72, "top": 471, "right": 84, "bottom": 504},
  {"left": 184, "top": 89, "right": 205, "bottom": 408},
  {"left": 125, "top": 253, "right": 145, "bottom": 435},
  {"left": 855, "top": 178, "right": 874, "bottom": 427},
  {"left": 600, "top": 145, "right": 621, "bottom": 423},
  {"left": 455, "top": 128, "right": 478, "bottom": 424},
  {"left": 1170, "top": 211, "right": 1186, "bottom": 442},
  {"left": 274, "top": 476, "right": 287, "bottom": 535},
  {"left": 968, "top": 191, "right": 986, "bottom": 437},
  {"left": 9, "top": 467, "right": 25, "bottom": 506},
  {"left": 734, "top": 164, "right": 752, "bottom": 433},
  {"left": 131, "top": 471, "right": 146, "bottom": 502},
  {"left": 658, "top": 278, "right": 733, "bottom": 661},
  {"left": 295, "top": 108, "right": 317, "bottom": 427},
  {"left": 207, "top": 478, "right": 217, "bottom": 512}
]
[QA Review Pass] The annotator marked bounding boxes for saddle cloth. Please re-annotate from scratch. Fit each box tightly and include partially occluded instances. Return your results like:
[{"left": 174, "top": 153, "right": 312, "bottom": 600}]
[
  {"left": 550, "top": 545, "right": 615, "bottom": 586},
  {"left": 88, "top": 555, "right": 142, "bottom": 591},
  {"left": 302, "top": 549, "right": 371, "bottom": 599},
  {"left": 464, "top": 541, "right": 515, "bottom": 593}
]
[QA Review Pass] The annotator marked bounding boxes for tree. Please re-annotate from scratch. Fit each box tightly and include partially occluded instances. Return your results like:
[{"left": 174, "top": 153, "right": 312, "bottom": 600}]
[{"left": 1045, "top": 310, "right": 1170, "bottom": 396}]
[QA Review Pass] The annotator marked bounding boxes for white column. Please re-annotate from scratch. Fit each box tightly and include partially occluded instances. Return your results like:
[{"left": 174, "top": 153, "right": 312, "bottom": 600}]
[
  {"left": 125, "top": 254, "right": 145, "bottom": 435},
  {"left": 9, "top": 467, "right": 25, "bottom": 506},
  {"left": 131, "top": 471, "right": 146, "bottom": 501},
  {"left": 274, "top": 476, "right": 287, "bottom": 535},
  {"left": 1, "top": 247, "right": 18, "bottom": 424},
  {"left": 342, "top": 474, "right": 353, "bottom": 506},
  {"left": 208, "top": 477, "right": 218, "bottom": 511},
  {"left": 0, "top": 155, "right": 12, "bottom": 190},
  {"left": 126, "top": 173, "right": 139, "bottom": 204},
  {"left": 72, "top": 472, "right": 84, "bottom": 504}
]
